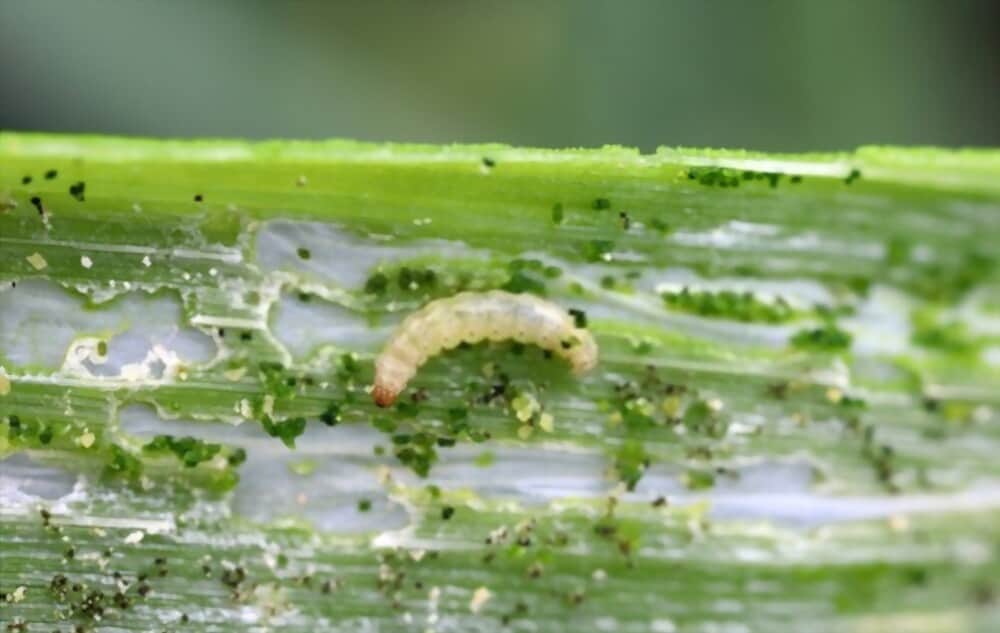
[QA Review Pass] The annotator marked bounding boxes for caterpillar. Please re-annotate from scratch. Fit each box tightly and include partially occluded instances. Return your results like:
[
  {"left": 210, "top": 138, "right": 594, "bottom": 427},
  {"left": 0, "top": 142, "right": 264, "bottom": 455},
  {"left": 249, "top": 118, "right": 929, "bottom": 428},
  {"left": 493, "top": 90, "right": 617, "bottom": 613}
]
[{"left": 371, "top": 290, "right": 598, "bottom": 407}]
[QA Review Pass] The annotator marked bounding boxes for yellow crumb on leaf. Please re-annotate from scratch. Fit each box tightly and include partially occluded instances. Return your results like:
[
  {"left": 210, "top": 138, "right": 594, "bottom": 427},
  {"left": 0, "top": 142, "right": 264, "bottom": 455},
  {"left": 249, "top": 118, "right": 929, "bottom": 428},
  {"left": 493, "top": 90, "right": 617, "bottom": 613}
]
[
  {"left": 469, "top": 586, "right": 492, "bottom": 613},
  {"left": 662, "top": 395, "right": 681, "bottom": 417},
  {"left": 288, "top": 459, "right": 318, "bottom": 476},
  {"left": 223, "top": 367, "right": 247, "bottom": 382},
  {"left": 124, "top": 530, "right": 145, "bottom": 544},
  {"left": 512, "top": 393, "right": 540, "bottom": 422},
  {"left": 888, "top": 514, "right": 910, "bottom": 532},
  {"left": 26, "top": 252, "right": 47, "bottom": 270},
  {"left": 538, "top": 412, "right": 555, "bottom": 433}
]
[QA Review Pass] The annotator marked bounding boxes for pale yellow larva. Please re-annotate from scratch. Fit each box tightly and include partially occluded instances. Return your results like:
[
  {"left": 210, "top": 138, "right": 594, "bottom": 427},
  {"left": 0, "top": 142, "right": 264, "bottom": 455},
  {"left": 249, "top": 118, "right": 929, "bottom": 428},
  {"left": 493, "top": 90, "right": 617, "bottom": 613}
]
[{"left": 371, "top": 290, "right": 598, "bottom": 407}]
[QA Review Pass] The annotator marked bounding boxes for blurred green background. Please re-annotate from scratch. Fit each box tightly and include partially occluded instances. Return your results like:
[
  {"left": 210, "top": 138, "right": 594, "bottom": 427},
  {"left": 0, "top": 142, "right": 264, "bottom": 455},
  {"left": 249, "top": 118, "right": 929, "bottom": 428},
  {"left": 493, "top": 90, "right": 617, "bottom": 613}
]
[{"left": 2, "top": 0, "right": 998, "bottom": 152}]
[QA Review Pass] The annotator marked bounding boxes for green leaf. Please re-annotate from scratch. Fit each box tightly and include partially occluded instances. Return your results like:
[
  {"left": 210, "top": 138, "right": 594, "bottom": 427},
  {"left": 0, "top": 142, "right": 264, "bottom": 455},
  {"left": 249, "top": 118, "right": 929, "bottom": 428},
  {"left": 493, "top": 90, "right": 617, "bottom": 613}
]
[{"left": 2, "top": 133, "right": 999, "bottom": 632}]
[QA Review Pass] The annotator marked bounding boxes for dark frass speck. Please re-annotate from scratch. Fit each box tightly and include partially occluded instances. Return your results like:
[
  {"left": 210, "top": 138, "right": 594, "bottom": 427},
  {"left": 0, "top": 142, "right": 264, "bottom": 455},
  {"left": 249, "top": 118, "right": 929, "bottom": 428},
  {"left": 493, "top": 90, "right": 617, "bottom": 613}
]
[{"left": 69, "top": 181, "right": 86, "bottom": 201}]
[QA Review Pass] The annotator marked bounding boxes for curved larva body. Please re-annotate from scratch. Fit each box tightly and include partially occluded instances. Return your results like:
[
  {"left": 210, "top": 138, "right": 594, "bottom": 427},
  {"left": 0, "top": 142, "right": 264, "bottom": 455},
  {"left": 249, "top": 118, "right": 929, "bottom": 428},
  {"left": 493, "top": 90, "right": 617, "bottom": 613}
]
[{"left": 372, "top": 290, "right": 598, "bottom": 407}]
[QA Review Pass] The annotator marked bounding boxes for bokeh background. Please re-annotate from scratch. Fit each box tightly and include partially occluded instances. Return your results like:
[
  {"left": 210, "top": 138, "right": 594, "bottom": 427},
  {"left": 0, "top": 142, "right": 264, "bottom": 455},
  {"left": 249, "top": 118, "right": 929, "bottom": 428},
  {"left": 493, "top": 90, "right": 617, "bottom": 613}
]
[{"left": 2, "top": 0, "right": 998, "bottom": 152}]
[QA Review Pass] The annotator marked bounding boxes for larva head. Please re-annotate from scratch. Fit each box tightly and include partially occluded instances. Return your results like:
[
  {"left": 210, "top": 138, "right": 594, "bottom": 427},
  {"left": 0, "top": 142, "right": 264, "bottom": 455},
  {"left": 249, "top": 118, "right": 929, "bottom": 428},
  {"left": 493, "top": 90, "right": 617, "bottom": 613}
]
[
  {"left": 372, "top": 355, "right": 415, "bottom": 407},
  {"left": 372, "top": 382, "right": 399, "bottom": 408}
]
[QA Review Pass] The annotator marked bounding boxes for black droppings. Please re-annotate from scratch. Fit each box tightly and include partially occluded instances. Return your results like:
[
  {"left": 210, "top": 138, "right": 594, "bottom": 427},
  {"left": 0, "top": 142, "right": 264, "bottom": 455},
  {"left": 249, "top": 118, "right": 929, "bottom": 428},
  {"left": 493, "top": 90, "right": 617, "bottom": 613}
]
[
  {"left": 482, "top": 157, "right": 495, "bottom": 168},
  {"left": 568, "top": 308, "right": 588, "bottom": 328},
  {"left": 45, "top": 169, "right": 58, "bottom": 180},
  {"left": 21, "top": 175, "right": 32, "bottom": 185},
  {"left": 619, "top": 211, "right": 631, "bottom": 230},
  {"left": 592, "top": 197, "right": 611, "bottom": 210},
  {"left": 319, "top": 402, "right": 341, "bottom": 426},
  {"left": 441, "top": 505, "right": 455, "bottom": 520},
  {"left": 845, "top": 168, "right": 861, "bottom": 185},
  {"left": 30, "top": 196, "right": 43, "bottom": 215},
  {"left": 767, "top": 382, "right": 789, "bottom": 399},
  {"left": 239, "top": 331, "right": 253, "bottom": 342},
  {"left": 194, "top": 194, "right": 203, "bottom": 202},
  {"left": 69, "top": 181, "right": 86, "bottom": 202},
  {"left": 296, "top": 247, "right": 311, "bottom": 260}
]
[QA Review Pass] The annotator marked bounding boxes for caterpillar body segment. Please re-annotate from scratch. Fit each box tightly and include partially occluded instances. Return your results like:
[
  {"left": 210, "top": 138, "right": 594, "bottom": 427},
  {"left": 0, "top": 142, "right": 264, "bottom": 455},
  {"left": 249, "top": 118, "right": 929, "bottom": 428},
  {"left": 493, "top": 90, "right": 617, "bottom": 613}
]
[{"left": 372, "top": 290, "right": 598, "bottom": 407}]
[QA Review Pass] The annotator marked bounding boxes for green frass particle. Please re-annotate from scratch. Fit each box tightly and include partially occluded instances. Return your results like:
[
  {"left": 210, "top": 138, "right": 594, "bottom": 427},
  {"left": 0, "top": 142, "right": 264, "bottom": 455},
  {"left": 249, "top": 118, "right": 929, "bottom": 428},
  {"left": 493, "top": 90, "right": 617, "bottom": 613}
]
[
  {"left": 503, "top": 271, "right": 546, "bottom": 295},
  {"left": 581, "top": 240, "right": 614, "bottom": 262},
  {"left": 662, "top": 288, "right": 796, "bottom": 323},
  {"left": 143, "top": 435, "right": 223, "bottom": 467},
  {"left": 592, "top": 197, "right": 611, "bottom": 210},
  {"left": 227, "top": 448, "right": 248, "bottom": 467},
  {"left": 365, "top": 272, "right": 389, "bottom": 294},
  {"left": 614, "top": 440, "right": 651, "bottom": 491},
  {"left": 261, "top": 416, "right": 308, "bottom": 449},
  {"left": 790, "top": 325, "right": 852, "bottom": 351},
  {"left": 684, "top": 468, "right": 716, "bottom": 490},
  {"left": 319, "top": 402, "right": 342, "bottom": 426}
]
